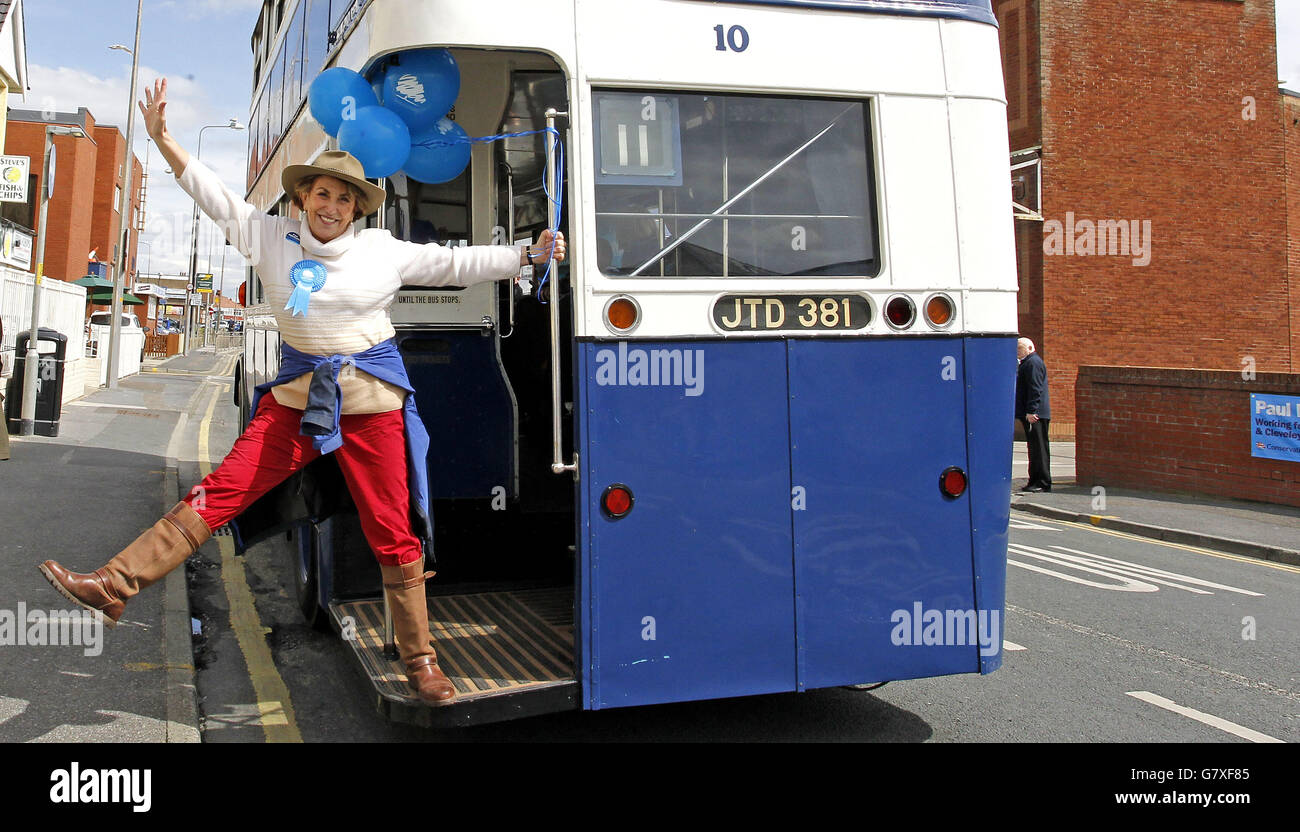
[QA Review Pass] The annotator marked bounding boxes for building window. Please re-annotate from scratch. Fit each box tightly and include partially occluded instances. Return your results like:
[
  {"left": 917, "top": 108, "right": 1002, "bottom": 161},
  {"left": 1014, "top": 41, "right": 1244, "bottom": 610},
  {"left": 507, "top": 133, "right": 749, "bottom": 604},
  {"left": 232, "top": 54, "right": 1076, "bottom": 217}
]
[{"left": 114, "top": 185, "right": 122, "bottom": 213}]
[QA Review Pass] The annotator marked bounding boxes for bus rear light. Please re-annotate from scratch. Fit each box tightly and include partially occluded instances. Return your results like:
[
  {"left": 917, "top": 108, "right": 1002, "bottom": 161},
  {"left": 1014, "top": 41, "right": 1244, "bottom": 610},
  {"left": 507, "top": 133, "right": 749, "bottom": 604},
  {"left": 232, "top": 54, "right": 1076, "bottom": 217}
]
[
  {"left": 601, "top": 484, "right": 635, "bottom": 518},
  {"left": 939, "top": 467, "right": 968, "bottom": 499},
  {"left": 885, "top": 296, "right": 916, "bottom": 329},
  {"left": 606, "top": 297, "right": 640, "bottom": 332},
  {"left": 925, "top": 294, "right": 954, "bottom": 327}
]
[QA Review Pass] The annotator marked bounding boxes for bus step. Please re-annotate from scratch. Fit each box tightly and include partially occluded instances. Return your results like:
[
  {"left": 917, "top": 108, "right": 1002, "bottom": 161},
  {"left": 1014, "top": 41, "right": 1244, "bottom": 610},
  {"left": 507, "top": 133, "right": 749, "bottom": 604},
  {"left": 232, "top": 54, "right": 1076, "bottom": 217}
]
[{"left": 330, "top": 586, "right": 578, "bottom": 727}]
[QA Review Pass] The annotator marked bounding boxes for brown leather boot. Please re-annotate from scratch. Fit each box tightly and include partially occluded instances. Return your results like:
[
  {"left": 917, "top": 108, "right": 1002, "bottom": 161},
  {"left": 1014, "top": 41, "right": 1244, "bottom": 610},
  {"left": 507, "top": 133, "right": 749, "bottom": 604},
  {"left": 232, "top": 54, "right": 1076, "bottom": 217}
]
[
  {"left": 38, "top": 501, "right": 211, "bottom": 628},
  {"left": 380, "top": 560, "right": 456, "bottom": 705}
]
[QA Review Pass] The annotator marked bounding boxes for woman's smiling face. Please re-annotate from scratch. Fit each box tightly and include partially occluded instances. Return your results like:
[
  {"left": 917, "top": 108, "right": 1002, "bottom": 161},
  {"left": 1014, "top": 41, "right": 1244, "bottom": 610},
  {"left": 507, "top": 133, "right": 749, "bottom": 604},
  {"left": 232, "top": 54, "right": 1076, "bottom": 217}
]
[{"left": 302, "top": 175, "right": 356, "bottom": 242}]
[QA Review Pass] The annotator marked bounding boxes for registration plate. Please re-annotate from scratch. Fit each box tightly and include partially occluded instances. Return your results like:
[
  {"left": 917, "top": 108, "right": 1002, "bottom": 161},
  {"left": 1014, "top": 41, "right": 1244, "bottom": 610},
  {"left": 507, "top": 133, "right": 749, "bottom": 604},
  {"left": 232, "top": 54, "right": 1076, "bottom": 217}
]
[{"left": 712, "top": 295, "right": 871, "bottom": 332}]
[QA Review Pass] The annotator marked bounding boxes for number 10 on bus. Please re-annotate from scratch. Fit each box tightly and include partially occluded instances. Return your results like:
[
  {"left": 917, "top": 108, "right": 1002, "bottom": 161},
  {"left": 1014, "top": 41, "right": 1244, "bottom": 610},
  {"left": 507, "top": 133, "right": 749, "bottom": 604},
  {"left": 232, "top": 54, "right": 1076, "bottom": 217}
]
[{"left": 714, "top": 24, "right": 750, "bottom": 52}]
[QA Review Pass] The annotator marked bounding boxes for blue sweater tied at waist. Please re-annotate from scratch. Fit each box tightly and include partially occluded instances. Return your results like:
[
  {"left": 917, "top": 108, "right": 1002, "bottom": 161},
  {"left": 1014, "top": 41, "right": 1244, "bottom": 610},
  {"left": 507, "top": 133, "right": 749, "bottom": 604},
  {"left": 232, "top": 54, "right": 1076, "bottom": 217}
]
[{"left": 249, "top": 338, "right": 434, "bottom": 555}]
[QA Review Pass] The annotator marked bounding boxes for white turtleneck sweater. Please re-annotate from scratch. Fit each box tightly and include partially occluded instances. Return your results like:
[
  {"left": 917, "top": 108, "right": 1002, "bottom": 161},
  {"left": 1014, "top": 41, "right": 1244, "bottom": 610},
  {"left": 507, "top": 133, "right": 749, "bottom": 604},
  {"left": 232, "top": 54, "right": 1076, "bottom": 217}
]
[{"left": 176, "top": 159, "right": 522, "bottom": 413}]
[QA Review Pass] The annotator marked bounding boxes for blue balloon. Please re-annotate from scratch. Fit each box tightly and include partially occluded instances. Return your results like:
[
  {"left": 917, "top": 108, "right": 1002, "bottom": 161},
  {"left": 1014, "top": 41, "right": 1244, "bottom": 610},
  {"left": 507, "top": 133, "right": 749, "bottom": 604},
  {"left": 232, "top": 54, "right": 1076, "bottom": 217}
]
[
  {"left": 404, "top": 118, "right": 471, "bottom": 184},
  {"left": 309, "top": 67, "right": 378, "bottom": 137},
  {"left": 338, "top": 106, "right": 411, "bottom": 178},
  {"left": 382, "top": 48, "right": 460, "bottom": 133}
]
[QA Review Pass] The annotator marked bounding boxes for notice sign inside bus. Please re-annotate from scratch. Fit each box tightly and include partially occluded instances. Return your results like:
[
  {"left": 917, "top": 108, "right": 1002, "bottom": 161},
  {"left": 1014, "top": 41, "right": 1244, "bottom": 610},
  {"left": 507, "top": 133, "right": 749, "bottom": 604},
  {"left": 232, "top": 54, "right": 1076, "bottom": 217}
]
[
  {"left": 1250, "top": 393, "right": 1300, "bottom": 463},
  {"left": 713, "top": 295, "right": 870, "bottom": 331}
]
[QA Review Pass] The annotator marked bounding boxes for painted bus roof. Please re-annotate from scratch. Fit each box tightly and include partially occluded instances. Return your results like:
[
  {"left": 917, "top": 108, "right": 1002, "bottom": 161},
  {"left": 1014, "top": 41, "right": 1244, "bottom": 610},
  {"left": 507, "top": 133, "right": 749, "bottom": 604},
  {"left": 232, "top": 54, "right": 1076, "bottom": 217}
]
[{"left": 683, "top": 0, "right": 996, "bottom": 26}]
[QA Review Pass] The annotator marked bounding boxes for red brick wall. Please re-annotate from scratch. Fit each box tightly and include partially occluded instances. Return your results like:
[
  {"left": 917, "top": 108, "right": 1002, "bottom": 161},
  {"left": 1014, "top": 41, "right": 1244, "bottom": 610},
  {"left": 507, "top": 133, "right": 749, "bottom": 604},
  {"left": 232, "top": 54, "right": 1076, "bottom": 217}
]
[
  {"left": 1077, "top": 366, "right": 1300, "bottom": 507},
  {"left": 997, "top": 0, "right": 1292, "bottom": 436},
  {"left": 995, "top": 0, "right": 1047, "bottom": 349},
  {"left": 89, "top": 126, "right": 143, "bottom": 285},
  {"left": 3, "top": 121, "right": 97, "bottom": 282},
  {"left": 4, "top": 113, "right": 142, "bottom": 288},
  {"left": 1286, "top": 92, "right": 1299, "bottom": 371}
]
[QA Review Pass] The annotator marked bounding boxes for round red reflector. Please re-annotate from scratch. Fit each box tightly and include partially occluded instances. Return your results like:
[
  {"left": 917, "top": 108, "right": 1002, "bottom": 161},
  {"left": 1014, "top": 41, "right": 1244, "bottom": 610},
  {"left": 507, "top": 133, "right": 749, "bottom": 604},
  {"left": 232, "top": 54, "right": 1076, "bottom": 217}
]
[
  {"left": 940, "top": 467, "right": 967, "bottom": 499},
  {"left": 885, "top": 296, "right": 916, "bottom": 329},
  {"left": 602, "top": 484, "right": 634, "bottom": 518},
  {"left": 607, "top": 298, "right": 638, "bottom": 331}
]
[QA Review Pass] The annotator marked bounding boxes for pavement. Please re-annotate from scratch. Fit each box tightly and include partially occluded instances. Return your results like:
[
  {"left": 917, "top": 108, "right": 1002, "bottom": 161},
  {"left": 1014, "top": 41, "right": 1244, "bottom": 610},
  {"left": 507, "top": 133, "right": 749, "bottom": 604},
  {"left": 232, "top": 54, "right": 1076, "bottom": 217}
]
[
  {"left": 0, "top": 347, "right": 235, "bottom": 743},
  {"left": 1011, "top": 440, "right": 1300, "bottom": 566}
]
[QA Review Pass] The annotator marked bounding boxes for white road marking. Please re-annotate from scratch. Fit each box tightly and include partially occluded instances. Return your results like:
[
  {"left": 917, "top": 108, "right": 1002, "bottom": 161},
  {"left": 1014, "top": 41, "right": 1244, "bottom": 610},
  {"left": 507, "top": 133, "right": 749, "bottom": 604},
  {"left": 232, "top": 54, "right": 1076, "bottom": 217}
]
[
  {"left": 1010, "top": 545, "right": 1159, "bottom": 592},
  {"left": 1003, "top": 640, "right": 1026, "bottom": 651},
  {"left": 1010, "top": 519, "right": 1061, "bottom": 531},
  {"left": 1008, "top": 543, "right": 1264, "bottom": 596},
  {"left": 1126, "top": 691, "right": 1283, "bottom": 743},
  {"left": 1051, "top": 546, "right": 1262, "bottom": 596},
  {"left": 0, "top": 696, "right": 28, "bottom": 727}
]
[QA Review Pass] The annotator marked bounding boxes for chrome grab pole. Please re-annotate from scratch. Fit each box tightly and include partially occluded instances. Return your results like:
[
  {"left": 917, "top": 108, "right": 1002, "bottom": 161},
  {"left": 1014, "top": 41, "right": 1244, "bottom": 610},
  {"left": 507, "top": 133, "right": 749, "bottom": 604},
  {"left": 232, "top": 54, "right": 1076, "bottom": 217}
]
[
  {"left": 501, "top": 162, "right": 516, "bottom": 338},
  {"left": 545, "top": 109, "right": 576, "bottom": 476},
  {"left": 376, "top": 175, "right": 398, "bottom": 656}
]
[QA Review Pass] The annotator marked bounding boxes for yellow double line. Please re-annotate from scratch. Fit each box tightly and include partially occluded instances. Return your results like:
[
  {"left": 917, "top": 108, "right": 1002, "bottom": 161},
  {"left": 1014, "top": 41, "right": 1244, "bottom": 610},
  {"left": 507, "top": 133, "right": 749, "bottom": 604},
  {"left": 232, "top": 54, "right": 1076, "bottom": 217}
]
[{"left": 195, "top": 367, "right": 303, "bottom": 743}]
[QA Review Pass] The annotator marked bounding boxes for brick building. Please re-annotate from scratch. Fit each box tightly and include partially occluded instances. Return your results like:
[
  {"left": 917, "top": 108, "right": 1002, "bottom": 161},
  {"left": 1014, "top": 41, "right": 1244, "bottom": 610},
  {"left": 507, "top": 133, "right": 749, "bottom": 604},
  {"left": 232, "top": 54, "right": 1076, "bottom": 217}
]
[
  {"left": 3, "top": 107, "right": 142, "bottom": 291},
  {"left": 994, "top": 0, "right": 1296, "bottom": 436}
]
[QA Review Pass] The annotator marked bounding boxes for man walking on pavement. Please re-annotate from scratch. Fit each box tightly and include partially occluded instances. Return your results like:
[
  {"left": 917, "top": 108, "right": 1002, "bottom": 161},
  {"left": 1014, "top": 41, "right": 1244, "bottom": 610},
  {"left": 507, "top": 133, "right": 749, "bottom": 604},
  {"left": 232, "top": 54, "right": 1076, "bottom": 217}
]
[{"left": 1016, "top": 336, "right": 1051, "bottom": 492}]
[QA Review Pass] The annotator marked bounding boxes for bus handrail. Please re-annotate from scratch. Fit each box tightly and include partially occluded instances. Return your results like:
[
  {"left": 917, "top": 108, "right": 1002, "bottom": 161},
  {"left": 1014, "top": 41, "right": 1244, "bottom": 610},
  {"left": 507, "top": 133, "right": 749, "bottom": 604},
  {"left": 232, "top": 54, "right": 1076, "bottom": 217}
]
[{"left": 547, "top": 109, "right": 577, "bottom": 476}]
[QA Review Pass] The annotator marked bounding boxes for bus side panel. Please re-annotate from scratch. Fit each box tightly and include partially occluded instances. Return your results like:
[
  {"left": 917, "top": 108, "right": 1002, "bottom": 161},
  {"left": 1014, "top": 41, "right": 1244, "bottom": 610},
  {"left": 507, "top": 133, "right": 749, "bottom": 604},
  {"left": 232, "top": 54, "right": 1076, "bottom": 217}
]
[
  {"left": 580, "top": 341, "right": 797, "bottom": 709},
  {"left": 788, "top": 339, "right": 979, "bottom": 689},
  {"left": 962, "top": 336, "right": 1015, "bottom": 673}
]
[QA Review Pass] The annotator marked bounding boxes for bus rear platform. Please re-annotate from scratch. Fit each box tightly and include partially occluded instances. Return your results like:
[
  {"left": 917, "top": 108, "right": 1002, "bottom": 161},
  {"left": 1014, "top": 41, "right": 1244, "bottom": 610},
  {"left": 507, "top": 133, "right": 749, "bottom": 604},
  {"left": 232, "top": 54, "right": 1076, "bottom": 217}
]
[{"left": 329, "top": 586, "right": 578, "bottom": 727}]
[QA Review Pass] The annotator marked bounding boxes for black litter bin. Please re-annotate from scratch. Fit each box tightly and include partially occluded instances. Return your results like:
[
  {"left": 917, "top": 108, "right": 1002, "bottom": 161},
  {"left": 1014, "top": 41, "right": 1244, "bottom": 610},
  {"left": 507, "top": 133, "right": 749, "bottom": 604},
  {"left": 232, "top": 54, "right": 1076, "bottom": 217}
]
[{"left": 5, "top": 327, "right": 69, "bottom": 437}]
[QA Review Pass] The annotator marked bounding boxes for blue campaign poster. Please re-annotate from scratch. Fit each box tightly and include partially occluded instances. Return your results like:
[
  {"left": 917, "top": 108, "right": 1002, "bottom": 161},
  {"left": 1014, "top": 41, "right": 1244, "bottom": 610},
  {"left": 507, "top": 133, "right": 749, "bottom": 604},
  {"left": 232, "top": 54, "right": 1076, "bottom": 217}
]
[{"left": 1250, "top": 394, "right": 1300, "bottom": 463}]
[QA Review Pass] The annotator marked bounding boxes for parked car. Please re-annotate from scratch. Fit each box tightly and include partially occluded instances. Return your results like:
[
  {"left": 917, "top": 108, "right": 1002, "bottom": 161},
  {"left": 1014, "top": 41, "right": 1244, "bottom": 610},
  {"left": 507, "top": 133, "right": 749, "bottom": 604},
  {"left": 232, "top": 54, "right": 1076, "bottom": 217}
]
[{"left": 86, "top": 311, "right": 146, "bottom": 362}]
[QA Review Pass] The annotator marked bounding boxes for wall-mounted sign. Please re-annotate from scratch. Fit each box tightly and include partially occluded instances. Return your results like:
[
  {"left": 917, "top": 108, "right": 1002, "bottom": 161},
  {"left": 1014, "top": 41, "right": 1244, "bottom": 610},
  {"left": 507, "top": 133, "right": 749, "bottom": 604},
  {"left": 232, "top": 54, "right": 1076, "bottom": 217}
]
[
  {"left": 1250, "top": 393, "right": 1300, "bottom": 463},
  {"left": 0, "top": 156, "right": 29, "bottom": 203},
  {"left": 0, "top": 226, "right": 33, "bottom": 269}
]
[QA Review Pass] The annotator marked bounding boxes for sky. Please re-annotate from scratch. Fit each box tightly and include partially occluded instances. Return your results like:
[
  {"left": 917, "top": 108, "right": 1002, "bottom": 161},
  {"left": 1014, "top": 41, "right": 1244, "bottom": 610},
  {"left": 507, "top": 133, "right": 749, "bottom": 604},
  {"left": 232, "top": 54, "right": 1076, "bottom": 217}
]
[
  {"left": 12, "top": 0, "right": 1300, "bottom": 297},
  {"left": 19, "top": 0, "right": 261, "bottom": 295}
]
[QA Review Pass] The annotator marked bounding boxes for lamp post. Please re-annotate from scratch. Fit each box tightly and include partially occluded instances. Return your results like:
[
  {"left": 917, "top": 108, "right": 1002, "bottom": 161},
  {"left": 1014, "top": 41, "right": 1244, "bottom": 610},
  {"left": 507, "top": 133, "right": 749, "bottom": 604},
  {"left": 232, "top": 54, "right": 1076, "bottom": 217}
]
[
  {"left": 184, "top": 119, "right": 244, "bottom": 354},
  {"left": 19, "top": 125, "right": 88, "bottom": 436},
  {"left": 103, "top": 0, "right": 144, "bottom": 389}
]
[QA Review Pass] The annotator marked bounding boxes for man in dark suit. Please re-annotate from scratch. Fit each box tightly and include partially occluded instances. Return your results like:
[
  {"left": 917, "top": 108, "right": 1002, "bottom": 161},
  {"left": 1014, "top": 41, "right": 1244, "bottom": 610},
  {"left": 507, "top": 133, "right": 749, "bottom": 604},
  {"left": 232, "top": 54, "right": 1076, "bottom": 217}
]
[{"left": 1015, "top": 337, "right": 1051, "bottom": 492}]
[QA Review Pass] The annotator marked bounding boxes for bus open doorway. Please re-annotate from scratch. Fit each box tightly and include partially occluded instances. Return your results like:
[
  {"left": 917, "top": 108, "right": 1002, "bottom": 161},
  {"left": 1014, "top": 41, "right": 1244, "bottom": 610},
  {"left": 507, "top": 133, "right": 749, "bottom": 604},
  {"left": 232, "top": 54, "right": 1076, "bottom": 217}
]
[{"left": 232, "top": 51, "right": 579, "bottom": 728}]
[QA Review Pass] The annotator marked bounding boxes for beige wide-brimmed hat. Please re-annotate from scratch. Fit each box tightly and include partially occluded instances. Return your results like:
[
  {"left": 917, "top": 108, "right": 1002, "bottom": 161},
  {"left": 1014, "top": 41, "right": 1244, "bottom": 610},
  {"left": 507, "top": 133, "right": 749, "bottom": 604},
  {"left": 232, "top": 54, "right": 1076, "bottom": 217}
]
[{"left": 281, "top": 150, "right": 387, "bottom": 217}]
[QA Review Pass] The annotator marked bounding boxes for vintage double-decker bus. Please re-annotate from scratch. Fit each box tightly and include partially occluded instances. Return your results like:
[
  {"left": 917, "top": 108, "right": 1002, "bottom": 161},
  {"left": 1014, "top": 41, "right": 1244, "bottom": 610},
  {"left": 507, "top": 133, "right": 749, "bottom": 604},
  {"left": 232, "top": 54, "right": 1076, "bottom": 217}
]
[{"left": 231, "top": 0, "right": 1016, "bottom": 726}]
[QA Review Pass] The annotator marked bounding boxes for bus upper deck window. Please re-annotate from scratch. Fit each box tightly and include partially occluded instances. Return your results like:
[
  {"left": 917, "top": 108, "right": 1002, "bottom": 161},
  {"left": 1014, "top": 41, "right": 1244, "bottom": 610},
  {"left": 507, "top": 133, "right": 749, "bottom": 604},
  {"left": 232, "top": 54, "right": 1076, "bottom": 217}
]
[{"left": 593, "top": 91, "right": 879, "bottom": 279}]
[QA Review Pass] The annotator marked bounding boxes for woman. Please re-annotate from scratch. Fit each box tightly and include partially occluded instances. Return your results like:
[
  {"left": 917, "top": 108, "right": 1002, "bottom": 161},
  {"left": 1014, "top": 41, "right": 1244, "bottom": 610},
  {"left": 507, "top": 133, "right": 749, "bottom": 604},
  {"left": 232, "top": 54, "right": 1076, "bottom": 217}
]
[{"left": 37, "top": 78, "right": 565, "bottom": 705}]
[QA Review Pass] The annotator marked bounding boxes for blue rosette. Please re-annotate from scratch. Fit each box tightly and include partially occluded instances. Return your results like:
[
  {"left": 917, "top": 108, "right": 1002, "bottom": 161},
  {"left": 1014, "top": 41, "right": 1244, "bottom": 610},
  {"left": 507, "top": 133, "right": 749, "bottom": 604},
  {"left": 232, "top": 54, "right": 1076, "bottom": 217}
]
[{"left": 285, "top": 259, "right": 328, "bottom": 317}]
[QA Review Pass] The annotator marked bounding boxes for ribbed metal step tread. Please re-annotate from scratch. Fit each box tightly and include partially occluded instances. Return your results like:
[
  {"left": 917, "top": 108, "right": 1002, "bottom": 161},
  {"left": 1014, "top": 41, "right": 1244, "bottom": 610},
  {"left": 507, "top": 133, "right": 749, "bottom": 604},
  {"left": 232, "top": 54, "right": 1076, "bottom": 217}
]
[{"left": 332, "top": 586, "right": 574, "bottom": 706}]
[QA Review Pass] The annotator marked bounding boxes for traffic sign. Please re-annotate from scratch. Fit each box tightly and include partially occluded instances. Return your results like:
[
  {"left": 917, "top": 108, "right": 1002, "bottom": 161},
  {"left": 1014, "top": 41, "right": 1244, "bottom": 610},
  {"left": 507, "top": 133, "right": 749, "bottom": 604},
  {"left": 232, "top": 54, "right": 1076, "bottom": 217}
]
[{"left": 196, "top": 273, "right": 213, "bottom": 293}]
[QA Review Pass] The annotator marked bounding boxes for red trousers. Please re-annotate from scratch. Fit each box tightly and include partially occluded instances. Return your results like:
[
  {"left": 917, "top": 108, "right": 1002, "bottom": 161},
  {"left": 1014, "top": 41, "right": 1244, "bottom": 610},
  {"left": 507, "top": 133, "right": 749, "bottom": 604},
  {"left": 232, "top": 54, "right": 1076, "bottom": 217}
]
[{"left": 182, "top": 391, "right": 423, "bottom": 566}]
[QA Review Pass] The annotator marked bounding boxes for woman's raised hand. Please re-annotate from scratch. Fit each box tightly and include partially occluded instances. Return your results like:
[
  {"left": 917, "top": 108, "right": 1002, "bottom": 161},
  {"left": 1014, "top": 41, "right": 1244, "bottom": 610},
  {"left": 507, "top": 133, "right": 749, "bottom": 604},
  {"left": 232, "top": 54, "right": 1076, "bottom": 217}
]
[{"left": 138, "top": 77, "right": 170, "bottom": 140}]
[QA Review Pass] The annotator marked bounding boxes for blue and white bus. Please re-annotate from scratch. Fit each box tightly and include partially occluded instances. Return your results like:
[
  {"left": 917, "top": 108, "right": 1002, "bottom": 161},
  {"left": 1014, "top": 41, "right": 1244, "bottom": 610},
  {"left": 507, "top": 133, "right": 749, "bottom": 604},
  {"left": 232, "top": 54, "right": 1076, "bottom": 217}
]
[{"left": 233, "top": 0, "right": 1016, "bottom": 726}]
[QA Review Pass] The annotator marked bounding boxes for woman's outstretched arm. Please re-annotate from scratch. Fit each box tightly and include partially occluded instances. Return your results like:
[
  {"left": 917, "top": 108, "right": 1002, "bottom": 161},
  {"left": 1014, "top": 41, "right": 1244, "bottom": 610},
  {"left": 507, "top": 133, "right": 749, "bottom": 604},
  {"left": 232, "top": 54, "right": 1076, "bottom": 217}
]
[{"left": 142, "top": 77, "right": 277, "bottom": 266}]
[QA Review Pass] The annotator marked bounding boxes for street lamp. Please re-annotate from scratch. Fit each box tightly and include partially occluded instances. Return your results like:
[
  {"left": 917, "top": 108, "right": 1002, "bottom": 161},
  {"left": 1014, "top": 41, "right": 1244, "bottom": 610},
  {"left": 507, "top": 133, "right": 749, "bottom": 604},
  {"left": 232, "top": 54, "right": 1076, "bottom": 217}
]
[
  {"left": 104, "top": 0, "right": 144, "bottom": 389},
  {"left": 185, "top": 118, "right": 244, "bottom": 353},
  {"left": 19, "top": 125, "right": 88, "bottom": 436}
]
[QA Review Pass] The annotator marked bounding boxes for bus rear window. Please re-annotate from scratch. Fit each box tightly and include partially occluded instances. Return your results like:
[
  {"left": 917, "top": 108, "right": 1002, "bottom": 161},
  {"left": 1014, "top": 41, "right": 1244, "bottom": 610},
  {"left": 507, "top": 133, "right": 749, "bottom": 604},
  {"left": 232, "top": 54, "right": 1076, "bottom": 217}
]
[{"left": 593, "top": 91, "right": 878, "bottom": 278}]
